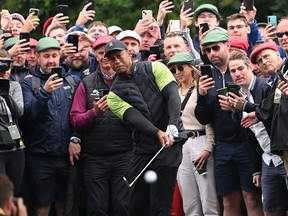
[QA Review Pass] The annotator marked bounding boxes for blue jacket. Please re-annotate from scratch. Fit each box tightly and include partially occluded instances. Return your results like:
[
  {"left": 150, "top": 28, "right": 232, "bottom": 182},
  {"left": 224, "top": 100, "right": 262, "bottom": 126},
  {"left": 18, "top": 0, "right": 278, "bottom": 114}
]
[
  {"left": 20, "top": 67, "right": 80, "bottom": 156},
  {"left": 195, "top": 67, "right": 244, "bottom": 143}
]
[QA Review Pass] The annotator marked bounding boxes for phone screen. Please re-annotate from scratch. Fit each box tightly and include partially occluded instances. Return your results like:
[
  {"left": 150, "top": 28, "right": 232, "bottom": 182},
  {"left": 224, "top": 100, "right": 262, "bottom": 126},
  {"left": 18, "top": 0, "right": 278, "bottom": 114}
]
[
  {"left": 243, "top": 0, "right": 254, "bottom": 11},
  {"left": 85, "top": 0, "right": 94, "bottom": 11},
  {"left": 19, "top": 32, "right": 30, "bottom": 49},
  {"left": 67, "top": 34, "right": 79, "bottom": 53},
  {"left": 57, "top": 5, "right": 69, "bottom": 16},
  {"left": 51, "top": 67, "right": 62, "bottom": 79},
  {"left": 184, "top": 0, "right": 194, "bottom": 15},
  {"left": 227, "top": 83, "right": 240, "bottom": 96},
  {"left": 150, "top": 45, "right": 161, "bottom": 59},
  {"left": 200, "top": 23, "right": 209, "bottom": 34},
  {"left": 200, "top": 65, "right": 212, "bottom": 78}
]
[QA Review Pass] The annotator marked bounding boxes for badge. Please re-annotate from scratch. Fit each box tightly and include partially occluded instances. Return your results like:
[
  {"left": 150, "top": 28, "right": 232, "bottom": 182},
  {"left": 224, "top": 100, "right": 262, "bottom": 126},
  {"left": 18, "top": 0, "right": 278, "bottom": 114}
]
[{"left": 8, "top": 125, "right": 21, "bottom": 140}]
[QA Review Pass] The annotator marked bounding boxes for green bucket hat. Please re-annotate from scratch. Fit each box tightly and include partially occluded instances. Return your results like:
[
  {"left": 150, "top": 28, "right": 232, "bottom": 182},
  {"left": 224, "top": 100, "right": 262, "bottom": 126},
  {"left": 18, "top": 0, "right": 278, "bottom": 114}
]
[
  {"left": 194, "top": 4, "right": 219, "bottom": 19},
  {"left": 36, "top": 37, "right": 61, "bottom": 52},
  {"left": 167, "top": 52, "right": 195, "bottom": 67},
  {"left": 201, "top": 27, "right": 229, "bottom": 46},
  {"left": 3, "top": 37, "right": 19, "bottom": 50}
]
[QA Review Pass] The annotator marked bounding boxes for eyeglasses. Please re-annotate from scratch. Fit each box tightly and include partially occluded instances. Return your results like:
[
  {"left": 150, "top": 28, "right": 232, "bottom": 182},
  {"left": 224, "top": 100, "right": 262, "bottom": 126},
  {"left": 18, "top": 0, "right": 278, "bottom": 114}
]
[
  {"left": 276, "top": 31, "right": 288, "bottom": 38},
  {"left": 203, "top": 45, "right": 220, "bottom": 54},
  {"left": 227, "top": 24, "right": 247, "bottom": 31},
  {"left": 169, "top": 65, "right": 185, "bottom": 74}
]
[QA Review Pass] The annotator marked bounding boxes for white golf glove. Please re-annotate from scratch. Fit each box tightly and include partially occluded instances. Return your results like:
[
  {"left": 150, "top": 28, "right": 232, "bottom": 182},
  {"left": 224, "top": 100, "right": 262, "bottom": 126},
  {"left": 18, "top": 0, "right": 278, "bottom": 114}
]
[{"left": 166, "top": 125, "right": 179, "bottom": 139}]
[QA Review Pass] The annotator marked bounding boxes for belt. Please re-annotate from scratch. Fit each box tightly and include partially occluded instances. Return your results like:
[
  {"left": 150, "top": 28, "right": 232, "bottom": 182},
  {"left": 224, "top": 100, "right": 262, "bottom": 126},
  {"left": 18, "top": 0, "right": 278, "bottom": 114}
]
[{"left": 186, "top": 130, "right": 206, "bottom": 138}]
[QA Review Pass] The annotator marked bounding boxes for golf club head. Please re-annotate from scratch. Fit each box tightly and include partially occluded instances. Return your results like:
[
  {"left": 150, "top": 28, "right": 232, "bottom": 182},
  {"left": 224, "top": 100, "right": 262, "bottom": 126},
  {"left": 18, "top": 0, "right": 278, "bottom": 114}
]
[{"left": 123, "top": 176, "right": 131, "bottom": 187}]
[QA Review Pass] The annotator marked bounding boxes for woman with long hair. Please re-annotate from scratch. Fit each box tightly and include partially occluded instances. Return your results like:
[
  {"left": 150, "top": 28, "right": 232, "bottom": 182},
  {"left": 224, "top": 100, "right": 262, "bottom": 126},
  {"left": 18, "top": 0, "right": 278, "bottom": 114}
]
[{"left": 167, "top": 52, "right": 220, "bottom": 215}]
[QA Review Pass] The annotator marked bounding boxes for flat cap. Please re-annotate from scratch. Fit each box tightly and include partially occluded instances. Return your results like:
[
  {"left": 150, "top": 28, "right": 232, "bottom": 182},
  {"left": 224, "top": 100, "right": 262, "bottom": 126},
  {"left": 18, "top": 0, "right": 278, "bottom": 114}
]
[
  {"left": 194, "top": 4, "right": 219, "bottom": 19},
  {"left": 201, "top": 27, "right": 229, "bottom": 46},
  {"left": 36, "top": 37, "right": 61, "bottom": 52},
  {"left": 229, "top": 35, "right": 249, "bottom": 53},
  {"left": 167, "top": 52, "right": 195, "bottom": 67},
  {"left": 3, "top": 37, "right": 19, "bottom": 50}
]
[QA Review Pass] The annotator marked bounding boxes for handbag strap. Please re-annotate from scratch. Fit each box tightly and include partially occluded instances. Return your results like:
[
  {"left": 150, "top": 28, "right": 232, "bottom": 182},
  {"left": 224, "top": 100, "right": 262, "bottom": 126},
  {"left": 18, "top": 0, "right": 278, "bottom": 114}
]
[{"left": 181, "top": 87, "right": 193, "bottom": 112}]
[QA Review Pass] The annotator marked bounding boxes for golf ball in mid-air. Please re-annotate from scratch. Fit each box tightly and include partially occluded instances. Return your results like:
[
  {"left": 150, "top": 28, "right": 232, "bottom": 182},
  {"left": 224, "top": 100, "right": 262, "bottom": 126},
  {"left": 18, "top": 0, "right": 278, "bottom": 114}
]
[{"left": 144, "top": 170, "right": 157, "bottom": 183}]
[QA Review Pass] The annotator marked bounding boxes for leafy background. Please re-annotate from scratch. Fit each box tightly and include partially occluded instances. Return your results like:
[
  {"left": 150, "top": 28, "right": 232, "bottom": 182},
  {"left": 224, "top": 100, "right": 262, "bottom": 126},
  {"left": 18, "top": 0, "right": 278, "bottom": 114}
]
[{"left": 1, "top": 0, "right": 288, "bottom": 39}]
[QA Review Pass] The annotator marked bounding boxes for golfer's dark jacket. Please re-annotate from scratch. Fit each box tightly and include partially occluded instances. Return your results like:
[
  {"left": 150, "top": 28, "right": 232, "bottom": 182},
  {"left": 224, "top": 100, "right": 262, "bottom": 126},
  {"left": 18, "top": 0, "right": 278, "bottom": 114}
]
[
  {"left": 108, "top": 61, "right": 187, "bottom": 154},
  {"left": 82, "top": 70, "right": 132, "bottom": 155}
]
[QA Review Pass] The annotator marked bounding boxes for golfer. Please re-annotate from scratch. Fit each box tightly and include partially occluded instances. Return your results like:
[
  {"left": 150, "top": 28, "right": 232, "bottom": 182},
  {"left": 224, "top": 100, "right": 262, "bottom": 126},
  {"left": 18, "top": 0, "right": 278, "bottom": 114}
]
[{"left": 105, "top": 40, "right": 187, "bottom": 216}]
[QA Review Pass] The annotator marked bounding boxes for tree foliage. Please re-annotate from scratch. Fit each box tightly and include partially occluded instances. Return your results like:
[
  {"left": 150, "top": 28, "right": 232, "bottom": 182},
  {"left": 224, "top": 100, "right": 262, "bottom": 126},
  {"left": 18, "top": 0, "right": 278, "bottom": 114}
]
[{"left": 1, "top": 0, "right": 288, "bottom": 39}]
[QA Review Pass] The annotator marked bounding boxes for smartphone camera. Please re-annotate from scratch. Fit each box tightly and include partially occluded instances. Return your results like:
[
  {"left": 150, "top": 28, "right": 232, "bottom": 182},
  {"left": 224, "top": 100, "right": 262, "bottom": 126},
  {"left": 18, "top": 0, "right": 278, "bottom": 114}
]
[
  {"left": 0, "top": 59, "right": 12, "bottom": 72},
  {"left": 51, "top": 67, "right": 62, "bottom": 80}
]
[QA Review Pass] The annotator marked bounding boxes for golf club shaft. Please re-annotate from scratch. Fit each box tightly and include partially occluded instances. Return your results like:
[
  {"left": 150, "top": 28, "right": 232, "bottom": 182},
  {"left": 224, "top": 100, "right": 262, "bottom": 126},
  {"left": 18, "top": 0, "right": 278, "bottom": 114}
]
[{"left": 129, "top": 145, "right": 165, "bottom": 187}]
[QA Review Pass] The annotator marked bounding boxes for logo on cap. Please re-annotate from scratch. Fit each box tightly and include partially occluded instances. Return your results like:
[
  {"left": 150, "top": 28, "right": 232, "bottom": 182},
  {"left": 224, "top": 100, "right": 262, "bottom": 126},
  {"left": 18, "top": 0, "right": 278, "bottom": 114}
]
[{"left": 109, "top": 42, "right": 113, "bottom": 47}]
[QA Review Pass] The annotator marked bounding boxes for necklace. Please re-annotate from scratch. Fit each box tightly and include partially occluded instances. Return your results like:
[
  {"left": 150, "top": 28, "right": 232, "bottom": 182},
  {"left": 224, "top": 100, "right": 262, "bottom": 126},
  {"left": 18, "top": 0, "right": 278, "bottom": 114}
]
[{"left": 180, "top": 87, "right": 192, "bottom": 96}]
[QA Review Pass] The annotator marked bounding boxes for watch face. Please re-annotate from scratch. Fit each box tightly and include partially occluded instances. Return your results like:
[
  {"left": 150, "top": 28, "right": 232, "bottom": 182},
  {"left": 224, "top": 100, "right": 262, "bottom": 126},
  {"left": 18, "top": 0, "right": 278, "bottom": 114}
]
[{"left": 71, "top": 138, "right": 80, "bottom": 144}]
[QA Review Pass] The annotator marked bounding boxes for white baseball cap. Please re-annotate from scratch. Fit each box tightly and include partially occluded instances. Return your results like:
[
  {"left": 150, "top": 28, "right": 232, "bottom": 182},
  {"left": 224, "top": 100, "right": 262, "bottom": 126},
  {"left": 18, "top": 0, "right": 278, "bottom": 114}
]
[
  {"left": 108, "top": 26, "right": 123, "bottom": 35},
  {"left": 116, "top": 30, "right": 141, "bottom": 44}
]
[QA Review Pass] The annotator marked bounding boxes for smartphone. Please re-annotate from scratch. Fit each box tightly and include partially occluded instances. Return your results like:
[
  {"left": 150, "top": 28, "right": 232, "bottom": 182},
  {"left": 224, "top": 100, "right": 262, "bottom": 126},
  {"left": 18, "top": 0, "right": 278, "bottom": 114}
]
[
  {"left": 150, "top": 45, "right": 161, "bottom": 60},
  {"left": 200, "top": 22, "right": 209, "bottom": 34},
  {"left": 267, "top": 15, "right": 277, "bottom": 27},
  {"left": 85, "top": 0, "right": 94, "bottom": 11},
  {"left": 67, "top": 34, "right": 79, "bottom": 53},
  {"left": 276, "top": 70, "right": 287, "bottom": 83},
  {"left": 51, "top": 67, "right": 62, "bottom": 79},
  {"left": 94, "top": 89, "right": 109, "bottom": 100},
  {"left": 29, "top": 8, "right": 39, "bottom": 19},
  {"left": 57, "top": 5, "right": 69, "bottom": 16},
  {"left": 169, "top": 20, "right": 181, "bottom": 32},
  {"left": 243, "top": 0, "right": 254, "bottom": 11},
  {"left": 227, "top": 83, "right": 240, "bottom": 96},
  {"left": 200, "top": 64, "right": 212, "bottom": 78},
  {"left": 142, "top": 10, "right": 153, "bottom": 21},
  {"left": 183, "top": 0, "right": 194, "bottom": 15},
  {"left": 0, "top": 79, "right": 10, "bottom": 96},
  {"left": 19, "top": 32, "right": 30, "bottom": 49},
  {"left": 193, "top": 160, "right": 207, "bottom": 175}
]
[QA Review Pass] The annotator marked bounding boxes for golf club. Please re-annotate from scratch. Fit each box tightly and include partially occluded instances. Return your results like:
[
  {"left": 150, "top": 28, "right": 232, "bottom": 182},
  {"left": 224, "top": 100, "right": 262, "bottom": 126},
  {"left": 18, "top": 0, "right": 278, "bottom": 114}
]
[{"left": 123, "top": 145, "right": 165, "bottom": 187}]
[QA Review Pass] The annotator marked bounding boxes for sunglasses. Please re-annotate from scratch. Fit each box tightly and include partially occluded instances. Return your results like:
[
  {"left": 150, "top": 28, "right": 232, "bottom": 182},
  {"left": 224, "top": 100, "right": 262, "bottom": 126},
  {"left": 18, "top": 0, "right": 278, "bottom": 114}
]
[
  {"left": 169, "top": 65, "right": 185, "bottom": 74},
  {"left": 203, "top": 45, "right": 220, "bottom": 54},
  {"left": 165, "top": 31, "right": 183, "bottom": 37},
  {"left": 277, "top": 31, "right": 288, "bottom": 38}
]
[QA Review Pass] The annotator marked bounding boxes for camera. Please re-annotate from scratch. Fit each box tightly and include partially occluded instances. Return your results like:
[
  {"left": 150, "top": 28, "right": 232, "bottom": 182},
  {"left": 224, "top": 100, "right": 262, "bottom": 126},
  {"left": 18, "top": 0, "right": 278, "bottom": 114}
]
[{"left": 0, "top": 59, "right": 12, "bottom": 73}]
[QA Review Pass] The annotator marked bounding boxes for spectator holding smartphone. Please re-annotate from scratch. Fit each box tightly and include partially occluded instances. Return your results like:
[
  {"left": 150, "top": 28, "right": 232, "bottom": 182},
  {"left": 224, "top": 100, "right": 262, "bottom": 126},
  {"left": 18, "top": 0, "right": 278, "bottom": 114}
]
[
  {"left": 20, "top": 38, "right": 80, "bottom": 216},
  {"left": 195, "top": 28, "right": 264, "bottom": 216}
]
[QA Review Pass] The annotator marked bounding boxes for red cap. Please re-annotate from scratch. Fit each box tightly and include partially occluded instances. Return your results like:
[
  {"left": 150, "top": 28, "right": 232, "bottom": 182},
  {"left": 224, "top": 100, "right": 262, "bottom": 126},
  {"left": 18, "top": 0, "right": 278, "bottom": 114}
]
[
  {"left": 42, "top": 17, "right": 54, "bottom": 36},
  {"left": 92, "top": 35, "right": 115, "bottom": 50},
  {"left": 30, "top": 38, "right": 38, "bottom": 47},
  {"left": 250, "top": 41, "right": 279, "bottom": 64},
  {"left": 229, "top": 36, "right": 249, "bottom": 53}
]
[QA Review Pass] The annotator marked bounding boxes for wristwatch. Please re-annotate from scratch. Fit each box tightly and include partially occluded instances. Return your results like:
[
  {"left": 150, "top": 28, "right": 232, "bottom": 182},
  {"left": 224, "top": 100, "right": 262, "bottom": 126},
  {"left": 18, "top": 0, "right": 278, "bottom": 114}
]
[{"left": 70, "top": 137, "right": 81, "bottom": 144}]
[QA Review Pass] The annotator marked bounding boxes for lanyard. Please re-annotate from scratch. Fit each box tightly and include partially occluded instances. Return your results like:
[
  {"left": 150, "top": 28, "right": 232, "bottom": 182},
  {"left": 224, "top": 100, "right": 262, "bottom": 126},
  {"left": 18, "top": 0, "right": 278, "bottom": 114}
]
[{"left": 1, "top": 97, "right": 13, "bottom": 125}]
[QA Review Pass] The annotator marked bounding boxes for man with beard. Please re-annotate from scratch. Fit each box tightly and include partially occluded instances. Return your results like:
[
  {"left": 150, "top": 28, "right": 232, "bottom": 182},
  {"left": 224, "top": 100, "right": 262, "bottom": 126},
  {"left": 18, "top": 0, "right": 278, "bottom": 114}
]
[
  {"left": 20, "top": 37, "right": 80, "bottom": 216},
  {"left": 195, "top": 27, "right": 263, "bottom": 216},
  {"left": 63, "top": 31, "right": 98, "bottom": 80}
]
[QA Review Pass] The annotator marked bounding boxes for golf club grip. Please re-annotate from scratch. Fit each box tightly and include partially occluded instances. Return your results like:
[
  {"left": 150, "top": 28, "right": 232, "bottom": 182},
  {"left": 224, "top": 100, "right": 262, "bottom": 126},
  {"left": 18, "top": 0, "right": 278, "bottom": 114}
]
[{"left": 130, "top": 145, "right": 165, "bottom": 186}]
